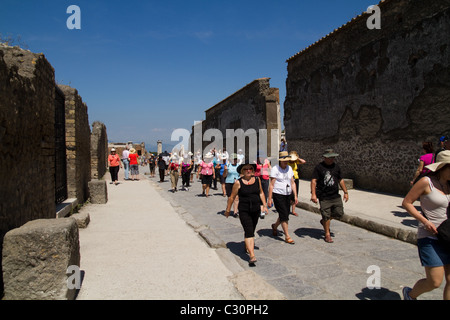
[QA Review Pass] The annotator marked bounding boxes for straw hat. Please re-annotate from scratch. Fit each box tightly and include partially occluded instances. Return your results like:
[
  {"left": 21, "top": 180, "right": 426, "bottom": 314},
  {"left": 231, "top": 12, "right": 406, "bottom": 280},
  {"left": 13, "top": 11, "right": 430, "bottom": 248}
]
[
  {"left": 426, "top": 150, "right": 450, "bottom": 172},
  {"left": 279, "top": 151, "right": 292, "bottom": 161},
  {"left": 129, "top": 148, "right": 136, "bottom": 154},
  {"left": 289, "top": 151, "right": 299, "bottom": 162}
]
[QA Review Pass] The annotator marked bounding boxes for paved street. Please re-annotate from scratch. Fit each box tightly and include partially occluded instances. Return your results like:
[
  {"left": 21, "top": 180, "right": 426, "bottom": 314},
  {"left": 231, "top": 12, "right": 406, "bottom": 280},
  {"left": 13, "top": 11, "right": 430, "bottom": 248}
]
[{"left": 145, "top": 166, "right": 444, "bottom": 300}]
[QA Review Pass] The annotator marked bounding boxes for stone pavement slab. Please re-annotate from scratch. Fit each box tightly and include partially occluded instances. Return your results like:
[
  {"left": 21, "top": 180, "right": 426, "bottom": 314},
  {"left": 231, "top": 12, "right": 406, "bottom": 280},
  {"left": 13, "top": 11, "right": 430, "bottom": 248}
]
[{"left": 76, "top": 171, "right": 244, "bottom": 300}]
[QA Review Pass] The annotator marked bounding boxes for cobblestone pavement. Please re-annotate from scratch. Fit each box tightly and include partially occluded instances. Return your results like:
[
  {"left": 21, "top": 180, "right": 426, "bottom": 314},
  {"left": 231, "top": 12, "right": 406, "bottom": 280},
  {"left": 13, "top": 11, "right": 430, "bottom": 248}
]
[{"left": 144, "top": 168, "right": 444, "bottom": 300}]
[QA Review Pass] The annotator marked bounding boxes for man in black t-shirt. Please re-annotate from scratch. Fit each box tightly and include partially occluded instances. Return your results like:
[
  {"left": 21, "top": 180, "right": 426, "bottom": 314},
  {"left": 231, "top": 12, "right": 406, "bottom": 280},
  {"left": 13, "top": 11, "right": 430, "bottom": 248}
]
[{"left": 311, "top": 149, "right": 349, "bottom": 243}]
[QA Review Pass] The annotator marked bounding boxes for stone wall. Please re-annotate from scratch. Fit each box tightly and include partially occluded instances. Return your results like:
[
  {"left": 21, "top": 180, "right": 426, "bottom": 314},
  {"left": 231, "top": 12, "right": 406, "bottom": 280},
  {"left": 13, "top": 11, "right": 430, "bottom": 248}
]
[
  {"left": 0, "top": 45, "right": 57, "bottom": 238},
  {"left": 91, "top": 121, "right": 108, "bottom": 179},
  {"left": 284, "top": 0, "right": 450, "bottom": 195},
  {"left": 59, "top": 85, "right": 91, "bottom": 203},
  {"left": 196, "top": 78, "right": 280, "bottom": 160},
  {"left": 0, "top": 45, "right": 58, "bottom": 294}
]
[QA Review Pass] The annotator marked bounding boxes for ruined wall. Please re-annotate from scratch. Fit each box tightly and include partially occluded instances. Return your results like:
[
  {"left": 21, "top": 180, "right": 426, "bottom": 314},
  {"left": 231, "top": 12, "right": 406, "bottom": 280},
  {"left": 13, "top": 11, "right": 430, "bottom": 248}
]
[
  {"left": 91, "top": 121, "right": 108, "bottom": 179},
  {"left": 199, "top": 78, "right": 280, "bottom": 160},
  {"left": 284, "top": 0, "right": 450, "bottom": 195},
  {"left": 59, "top": 85, "right": 91, "bottom": 203},
  {"left": 0, "top": 45, "right": 56, "bottom": 238}
]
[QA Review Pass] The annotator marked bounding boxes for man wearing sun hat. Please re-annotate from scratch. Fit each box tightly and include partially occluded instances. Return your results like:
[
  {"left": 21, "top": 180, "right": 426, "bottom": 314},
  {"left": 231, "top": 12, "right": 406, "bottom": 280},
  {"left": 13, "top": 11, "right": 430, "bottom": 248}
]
[{"left": 311, "top": 149, "right": 349, "bottom": 243}]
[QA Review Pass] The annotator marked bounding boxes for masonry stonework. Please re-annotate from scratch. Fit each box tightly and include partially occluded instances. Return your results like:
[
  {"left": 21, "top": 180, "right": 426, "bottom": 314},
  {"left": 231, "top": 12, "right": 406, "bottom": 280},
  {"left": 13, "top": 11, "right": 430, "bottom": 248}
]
[
  {"left": 59, "top": 85, "right": 91, "bottom": 203},
  {"left": 198, "top": 78, "right": 280, "bottom": 160},
  {"left": 91, "top": 121, "right": 108, "bottom": 179},
  {"left": 0, "top": 45, "right": 56, "bottom": 238},
  {"left": 284, "top": 0, "right": 450, "bottom": 195}
]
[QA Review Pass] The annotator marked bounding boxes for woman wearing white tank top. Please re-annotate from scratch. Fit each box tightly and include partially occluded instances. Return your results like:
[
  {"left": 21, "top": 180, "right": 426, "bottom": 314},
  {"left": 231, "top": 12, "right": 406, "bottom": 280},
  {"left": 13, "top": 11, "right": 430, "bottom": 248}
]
[{"left": 402, "top": 150, "right": 450, "bottom": 300}]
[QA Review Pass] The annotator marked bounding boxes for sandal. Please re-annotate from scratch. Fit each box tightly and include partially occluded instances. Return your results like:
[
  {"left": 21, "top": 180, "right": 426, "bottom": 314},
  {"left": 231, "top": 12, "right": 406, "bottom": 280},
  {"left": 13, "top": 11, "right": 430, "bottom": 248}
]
[
  {"left": 324, "top": 235, "right": 334, "bottom": 243},
  {"left": 249, "top": 256, "right": 257, "bottom": 265},
  {"left": 285, "top": 237, "right": 295, "bottom": 244}
]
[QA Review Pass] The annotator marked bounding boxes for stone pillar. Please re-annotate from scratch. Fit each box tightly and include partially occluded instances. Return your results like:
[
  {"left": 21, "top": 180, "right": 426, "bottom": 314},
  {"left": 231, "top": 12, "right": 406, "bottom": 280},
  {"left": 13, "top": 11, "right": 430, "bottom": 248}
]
[{"left": 157, "top": 140, "right": 162, "bottom": 155}]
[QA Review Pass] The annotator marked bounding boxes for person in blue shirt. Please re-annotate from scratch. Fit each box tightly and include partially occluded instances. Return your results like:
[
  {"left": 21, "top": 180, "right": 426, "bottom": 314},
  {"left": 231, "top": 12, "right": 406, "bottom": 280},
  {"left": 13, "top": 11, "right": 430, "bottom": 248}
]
[{"left": 224, "top": 154, "right": 240, "bottom": 217}]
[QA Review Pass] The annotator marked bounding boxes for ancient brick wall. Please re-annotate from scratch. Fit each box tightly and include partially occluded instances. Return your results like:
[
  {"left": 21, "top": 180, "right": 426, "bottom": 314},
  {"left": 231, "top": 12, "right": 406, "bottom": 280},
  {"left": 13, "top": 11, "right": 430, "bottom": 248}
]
[
  {"left": 284, "top": 0, "right": 450, "bottom": 195},
  {"left": 0, "top": 45, "right": 56, "bottom": 238},
  {"left": 198, "top": 78, "right": 280, "bottom": 160},
  {"left": 59, "top": 85, "right": 91, "bottom": 203},
  {"left": 91, "top": 121, "right": 108, "bottom": 179}
]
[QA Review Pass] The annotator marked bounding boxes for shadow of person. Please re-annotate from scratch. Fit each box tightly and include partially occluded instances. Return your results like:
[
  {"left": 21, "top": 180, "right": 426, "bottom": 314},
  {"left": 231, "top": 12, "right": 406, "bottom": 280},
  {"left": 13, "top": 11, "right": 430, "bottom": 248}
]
[
  {"left": 355, "top": 287, "right": 401, "bottom": 300},
  {"left": 294, "top": 227, "right": 334, "bottom": 240}
]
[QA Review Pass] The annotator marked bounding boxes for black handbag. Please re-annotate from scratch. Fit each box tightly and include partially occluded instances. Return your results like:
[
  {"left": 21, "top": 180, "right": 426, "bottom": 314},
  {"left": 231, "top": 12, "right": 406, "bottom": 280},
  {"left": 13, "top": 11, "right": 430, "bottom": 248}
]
[{"left": 436, "top": 205, "right": 450, "bottom": 249}]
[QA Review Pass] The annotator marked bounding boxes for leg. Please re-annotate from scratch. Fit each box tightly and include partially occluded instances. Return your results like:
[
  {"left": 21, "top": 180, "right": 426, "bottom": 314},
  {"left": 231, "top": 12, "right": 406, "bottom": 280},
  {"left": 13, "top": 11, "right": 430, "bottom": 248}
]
[
  {"left": 409, "top": 266, "right": 444, "bottom": 299},
  {"left": 444, "top": 264, "right": 450, "bottom": 300}
]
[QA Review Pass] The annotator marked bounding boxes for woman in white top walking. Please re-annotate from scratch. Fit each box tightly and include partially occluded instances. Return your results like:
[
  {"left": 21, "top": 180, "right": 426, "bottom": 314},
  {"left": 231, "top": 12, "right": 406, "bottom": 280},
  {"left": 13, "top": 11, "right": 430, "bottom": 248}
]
[
  {"left": 267, "top": 151, "right": 298, "bottom": 244},
  {"left": 402, "top": 150, "right": 450, "bottom": 300}
]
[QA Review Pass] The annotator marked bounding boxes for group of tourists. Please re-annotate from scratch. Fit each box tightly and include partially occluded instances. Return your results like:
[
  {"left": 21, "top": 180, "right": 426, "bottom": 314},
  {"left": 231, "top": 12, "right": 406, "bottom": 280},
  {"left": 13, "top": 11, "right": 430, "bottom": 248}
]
[
  {"left": 107, "top": 146, "right": 140, "bottom": 185},
  {"left": 107, "top": 135, "right": 450, "bottom": 299}
]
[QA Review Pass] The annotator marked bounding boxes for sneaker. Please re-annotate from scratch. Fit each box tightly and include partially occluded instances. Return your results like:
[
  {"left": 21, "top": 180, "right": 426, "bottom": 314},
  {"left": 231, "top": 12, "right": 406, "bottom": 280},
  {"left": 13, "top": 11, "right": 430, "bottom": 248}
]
[{"left": 402, "top": 287, "right": 416, "bottom": 300}]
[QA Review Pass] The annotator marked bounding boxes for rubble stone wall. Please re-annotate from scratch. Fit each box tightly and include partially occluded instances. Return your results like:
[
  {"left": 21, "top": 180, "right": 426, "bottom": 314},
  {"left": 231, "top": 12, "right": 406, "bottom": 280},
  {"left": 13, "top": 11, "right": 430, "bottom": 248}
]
[
  {"left": 284, "top": 0, "right": 450, "bottom": 195},
  {"left": 200, "top": 78, "right": 280, "bottom": 160}
]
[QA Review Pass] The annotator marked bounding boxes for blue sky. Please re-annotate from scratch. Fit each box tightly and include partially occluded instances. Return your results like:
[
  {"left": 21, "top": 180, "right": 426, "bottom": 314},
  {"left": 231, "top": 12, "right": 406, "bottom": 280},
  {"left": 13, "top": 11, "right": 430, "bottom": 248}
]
[{"left": 1, "top": 0, "right": 377, "bottom": 150}]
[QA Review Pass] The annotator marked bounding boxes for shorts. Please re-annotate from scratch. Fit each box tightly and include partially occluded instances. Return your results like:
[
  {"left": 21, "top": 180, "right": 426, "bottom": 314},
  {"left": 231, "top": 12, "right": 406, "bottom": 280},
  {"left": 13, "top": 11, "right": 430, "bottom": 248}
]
[
  {"left": 226, "top": 183, "right": 235, "bottom": 197},
  {"left": 201, "top": 174, "right": 213, "bottom": 185},
  {"left": 319, "top": 197, "right": 344, "bottom": 220},
  {"left": 417, "top": 237, "right": 450, "bottom": 267},
  {"left": 272, "top": 193, "right": 290, "bottom": 222},
  {"left": 130, "top": 164, "right": 139, "bottom": 175}
]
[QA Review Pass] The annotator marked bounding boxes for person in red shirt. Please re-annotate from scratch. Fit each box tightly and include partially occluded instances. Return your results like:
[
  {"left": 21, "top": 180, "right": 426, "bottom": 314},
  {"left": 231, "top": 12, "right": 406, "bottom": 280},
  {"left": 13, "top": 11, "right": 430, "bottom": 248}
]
[
  {"left": 108, "top": 148, "right": 123, "bottom": 185},
  {"left": 128, "top": 148, "right": 139, "bottom": 181}
]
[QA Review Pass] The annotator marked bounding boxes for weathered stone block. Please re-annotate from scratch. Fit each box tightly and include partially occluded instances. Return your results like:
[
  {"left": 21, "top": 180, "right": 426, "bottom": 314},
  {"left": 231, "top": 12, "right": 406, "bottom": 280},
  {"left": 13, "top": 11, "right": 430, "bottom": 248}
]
[
  {"left": 2, "top": 218, "right": 80, "bottom": 300},
  {"left": 88, "top": 179, "right": 108, "bottom": 204},
  {"left": 71, "top": 211, "right": 90, "bottom": 228}
]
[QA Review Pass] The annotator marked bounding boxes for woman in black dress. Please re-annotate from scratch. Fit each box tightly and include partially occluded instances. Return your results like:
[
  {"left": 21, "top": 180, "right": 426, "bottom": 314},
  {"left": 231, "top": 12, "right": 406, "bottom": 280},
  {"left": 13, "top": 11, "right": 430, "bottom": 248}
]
[{"left": 225, "top": 163, "right": 268, "bottom": 265}]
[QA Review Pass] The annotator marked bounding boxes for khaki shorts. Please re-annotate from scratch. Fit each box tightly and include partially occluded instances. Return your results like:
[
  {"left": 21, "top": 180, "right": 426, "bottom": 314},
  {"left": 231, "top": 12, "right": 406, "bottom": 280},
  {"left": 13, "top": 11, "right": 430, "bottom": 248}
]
[{"left": 319, "top": 197, "right": 344, "bottom": 220}]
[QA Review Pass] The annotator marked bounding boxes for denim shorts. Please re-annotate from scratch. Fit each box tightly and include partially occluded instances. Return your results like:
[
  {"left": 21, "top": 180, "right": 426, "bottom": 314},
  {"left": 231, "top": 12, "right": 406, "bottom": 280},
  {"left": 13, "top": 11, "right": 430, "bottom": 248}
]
[{"left": 417, "top": 237, "right": 450, "bottom": 267}]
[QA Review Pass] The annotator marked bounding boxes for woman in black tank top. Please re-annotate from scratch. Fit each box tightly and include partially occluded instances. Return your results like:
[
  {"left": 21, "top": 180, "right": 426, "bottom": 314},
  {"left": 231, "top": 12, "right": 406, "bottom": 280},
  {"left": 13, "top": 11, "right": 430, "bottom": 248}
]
[{"left": 225, "top": 163, "right": 268, "bottom": 265}]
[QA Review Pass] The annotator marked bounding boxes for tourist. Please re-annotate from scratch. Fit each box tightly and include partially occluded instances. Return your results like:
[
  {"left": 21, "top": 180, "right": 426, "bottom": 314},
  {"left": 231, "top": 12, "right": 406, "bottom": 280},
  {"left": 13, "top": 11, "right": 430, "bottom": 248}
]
[
  {"left": 157, "top": 155, "right": 166, "bottom": 182},
  {"left": 224, "top": 154, "right": 240, "bottom": 216},
  {"left": 402, "top": 150, "right": 450, "bottom": 300},
  {"left": 260, "top": 158, "right": 272, "bottom": 207},
  {"left": 180, "top": 155, "right": 192, "bottom": 191},
  {"left": 280, "top": 138, "right": 287, "bottom": 152},
  {"left": 149, "top": 155, "right": 156, "bottom": 178},
  {"left": 225, "top": 163, "right": 268, "bottom": 265},
  {"left": 108, "top": 148, "right": 122, "bottom": 185},
  {"left": 310, "top": 149, "right": 349, "bottom": 243},
  {"left": 169, "top": 155, "right": 180, "bottom": 192},
  {"left": 198, "top": 152, "right": 215, "bottom": 197},
  {"left": 128, "top": 148, "right": 139, "bottom": 181},
  {"left": 411, "top": 142, "right": 434, "bottom": 185},
  {"left": 267, "top": 151, "right": 297, "bottom": 244},
  {"left": 435, "top": 135, "right": 449, "bottom": 159},
  {"left": 288, "top": 151, "right": 306, "bottom": 216},
  {"left": 122, "top": 145, "right": 130, "bottom": 180},
  {"left": 218, "top": 155, "right": 228, "bottom": 197}
]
